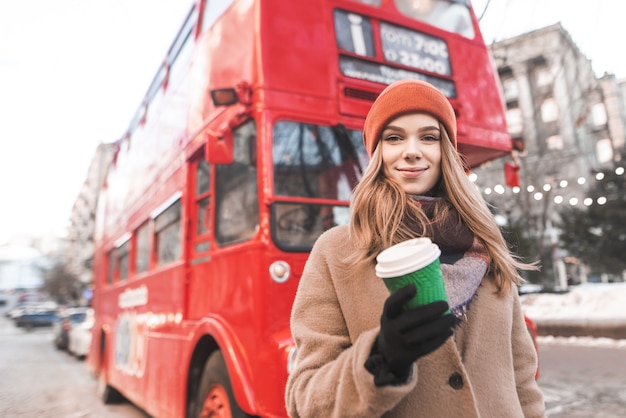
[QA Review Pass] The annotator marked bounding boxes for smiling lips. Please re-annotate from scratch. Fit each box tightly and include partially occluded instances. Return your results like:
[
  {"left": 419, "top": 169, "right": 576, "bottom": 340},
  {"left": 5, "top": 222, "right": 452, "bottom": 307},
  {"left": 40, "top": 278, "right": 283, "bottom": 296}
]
[{"left": 397, "top": 167, "right": 427, "bottom": 178}]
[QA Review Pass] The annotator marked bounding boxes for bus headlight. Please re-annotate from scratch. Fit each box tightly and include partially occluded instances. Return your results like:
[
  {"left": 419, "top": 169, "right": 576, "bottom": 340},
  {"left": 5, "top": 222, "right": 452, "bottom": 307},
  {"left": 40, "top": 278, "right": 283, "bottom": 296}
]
[{"left": 269, "top": 260, "right": 291, "bottom": 283}]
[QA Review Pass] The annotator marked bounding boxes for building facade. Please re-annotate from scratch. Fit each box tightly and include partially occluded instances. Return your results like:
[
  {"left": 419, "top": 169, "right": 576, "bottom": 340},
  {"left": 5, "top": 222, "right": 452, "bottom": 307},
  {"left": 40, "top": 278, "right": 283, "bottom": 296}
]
[
  {"left": 472, "top": 23, "right": 625, "bottom": 287},
  {"left": 65, "top": 142, "right": 115, "bottom": 290}
]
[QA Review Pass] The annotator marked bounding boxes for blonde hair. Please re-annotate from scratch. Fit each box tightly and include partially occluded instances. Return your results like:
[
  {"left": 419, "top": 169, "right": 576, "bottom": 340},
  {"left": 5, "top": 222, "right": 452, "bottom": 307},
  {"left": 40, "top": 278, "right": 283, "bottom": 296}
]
[{"left": 349, "top": 123, "right": 537, "bottom": 294}]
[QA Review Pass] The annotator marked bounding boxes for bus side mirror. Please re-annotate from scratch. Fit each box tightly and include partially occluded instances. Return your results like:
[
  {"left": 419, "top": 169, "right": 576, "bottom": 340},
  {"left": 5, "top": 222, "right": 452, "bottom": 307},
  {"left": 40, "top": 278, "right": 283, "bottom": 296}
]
[{"left": 206, "top": 130, "right": 233, "bottom": 164}]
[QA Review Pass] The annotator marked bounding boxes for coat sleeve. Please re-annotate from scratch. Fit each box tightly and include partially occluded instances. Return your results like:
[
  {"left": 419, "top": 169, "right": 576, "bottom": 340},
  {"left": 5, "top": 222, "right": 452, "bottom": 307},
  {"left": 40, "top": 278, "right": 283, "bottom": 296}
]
[
  {"left": 285, "top": 231, "right": 416, "bottom": 418},
  {"left": 511, "top": 291, "right": 547, "bottom": 417}
]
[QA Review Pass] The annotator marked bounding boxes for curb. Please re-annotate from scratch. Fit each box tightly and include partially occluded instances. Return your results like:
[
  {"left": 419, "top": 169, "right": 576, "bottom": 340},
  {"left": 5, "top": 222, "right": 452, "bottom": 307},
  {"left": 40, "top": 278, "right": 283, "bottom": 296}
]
[{"left": 534, "top": 320, "right": 626, "bottom": 340}]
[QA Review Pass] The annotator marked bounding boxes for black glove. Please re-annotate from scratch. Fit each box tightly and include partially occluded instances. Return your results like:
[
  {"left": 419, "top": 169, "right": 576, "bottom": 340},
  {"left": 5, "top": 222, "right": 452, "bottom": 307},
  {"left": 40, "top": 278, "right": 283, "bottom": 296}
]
[{"left": 366, "top": 284, "right": 455, "bottom": 386}]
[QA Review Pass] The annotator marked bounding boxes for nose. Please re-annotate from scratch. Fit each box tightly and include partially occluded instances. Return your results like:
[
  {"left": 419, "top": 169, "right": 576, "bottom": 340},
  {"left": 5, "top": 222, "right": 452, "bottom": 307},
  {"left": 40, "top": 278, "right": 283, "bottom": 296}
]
[{"left": 402, "top": 137, "right": 422, "bottom": 159}]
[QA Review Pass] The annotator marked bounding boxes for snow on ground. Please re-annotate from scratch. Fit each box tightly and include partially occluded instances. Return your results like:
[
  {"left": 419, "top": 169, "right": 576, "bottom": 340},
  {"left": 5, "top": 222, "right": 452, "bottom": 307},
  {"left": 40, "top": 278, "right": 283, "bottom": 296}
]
[
  {"left": 521, "top": 282, "right": 626, "bottom": 321},
  {"left": 521, "top": 282, "right": 626, "bottom": 348}
]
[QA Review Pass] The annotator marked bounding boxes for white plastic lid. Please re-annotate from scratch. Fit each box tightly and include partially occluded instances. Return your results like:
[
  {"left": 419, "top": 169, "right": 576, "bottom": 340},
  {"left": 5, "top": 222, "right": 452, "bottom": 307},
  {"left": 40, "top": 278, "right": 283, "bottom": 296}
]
[{"left": 375, "top": 238, "right": 441, "bottom": 278}]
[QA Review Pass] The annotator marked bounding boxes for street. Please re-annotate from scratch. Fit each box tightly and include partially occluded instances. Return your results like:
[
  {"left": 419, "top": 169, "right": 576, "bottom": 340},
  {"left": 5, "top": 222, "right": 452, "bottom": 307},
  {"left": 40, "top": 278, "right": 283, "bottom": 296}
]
[
  {"left": 538, "top": 338, "right": 626, "bottom": 417},
  {"left": 1, "top": 315, "right": 626, "bottom": 417},
  {"left": 0, "top": 316, "right": 148, "bottom": 417}
]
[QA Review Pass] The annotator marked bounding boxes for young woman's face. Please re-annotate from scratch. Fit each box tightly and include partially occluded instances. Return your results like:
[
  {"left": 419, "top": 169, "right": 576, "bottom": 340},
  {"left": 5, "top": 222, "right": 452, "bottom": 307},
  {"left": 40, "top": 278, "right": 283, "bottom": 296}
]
[{"left": 380, "top": 112, "right": 442, "bottom": 195}]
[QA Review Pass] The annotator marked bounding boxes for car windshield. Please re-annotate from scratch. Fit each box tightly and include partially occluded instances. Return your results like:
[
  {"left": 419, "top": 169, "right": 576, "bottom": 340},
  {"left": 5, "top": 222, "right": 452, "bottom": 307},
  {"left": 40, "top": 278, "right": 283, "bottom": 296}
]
[{"left": 69, "top": 312, "right": 87, "bottom": 323}]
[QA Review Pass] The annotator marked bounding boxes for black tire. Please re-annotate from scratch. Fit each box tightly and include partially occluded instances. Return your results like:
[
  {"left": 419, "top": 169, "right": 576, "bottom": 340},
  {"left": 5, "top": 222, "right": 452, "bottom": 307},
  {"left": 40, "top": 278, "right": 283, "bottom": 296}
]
[
  {"left": 97, "top": 337, "right": 125, "bottom": 404},
  {"left": 97, "top": 370, "right": 125, "bottom": 404},
  {"left": 192, "top": 351, "right": 251, "bottom": 418}
]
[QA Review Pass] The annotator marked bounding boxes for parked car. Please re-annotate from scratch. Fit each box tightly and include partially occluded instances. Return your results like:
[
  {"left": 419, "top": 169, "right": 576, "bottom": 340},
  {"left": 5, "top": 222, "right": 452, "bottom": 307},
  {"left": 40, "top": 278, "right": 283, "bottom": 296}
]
[
  {"left": 68, "top": 308, "right": 94, "bottom": 359},
  {"left": 14, "top": 309, "right": 58, "bottom": 330},
  {"left": 8, "top": 300, "right": 58, "bottom": 320},
  {"left": 53, "top": 307, "right": 90, "bottom": 350}
]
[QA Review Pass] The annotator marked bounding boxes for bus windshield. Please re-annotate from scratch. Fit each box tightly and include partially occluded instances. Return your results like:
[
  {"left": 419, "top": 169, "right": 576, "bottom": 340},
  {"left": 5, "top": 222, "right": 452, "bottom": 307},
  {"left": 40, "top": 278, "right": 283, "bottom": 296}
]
[
  {"left": 350, "top": 0, "right": 475, "bottom": 38},
  {"left": 271, "top": 121, "right": 369, "bottom": 250}
]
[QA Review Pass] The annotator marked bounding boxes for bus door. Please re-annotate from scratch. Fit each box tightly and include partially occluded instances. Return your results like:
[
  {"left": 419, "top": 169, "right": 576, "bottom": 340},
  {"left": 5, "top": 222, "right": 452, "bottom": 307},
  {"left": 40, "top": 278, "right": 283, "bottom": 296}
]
[{"left": 187, "top": 118, "right": 259, "bottom": 318}]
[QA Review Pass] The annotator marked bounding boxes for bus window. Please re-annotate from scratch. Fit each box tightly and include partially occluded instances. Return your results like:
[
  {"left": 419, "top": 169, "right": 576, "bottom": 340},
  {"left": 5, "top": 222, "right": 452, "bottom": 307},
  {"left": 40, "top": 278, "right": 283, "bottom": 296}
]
[
  {"left": 349, "top": 0, "right": 382, "bottom": 5},
  {"left": 272, "top": 121, "right": 367, "bottom": 199},
  {"left": 394, "top": 0, "right": 475, "bottom": 38},
  {"left": 154, "top": 199, "right": 182, "bottom": 264},
  {"left": 200, "top": 0, "right": 235, "bottom": 34},
  {"left": 271, "top": 121, "right": 368, "bottom": 250},
  {"left": 135, "top": 222, "right": 151, "bottom": 274},
  {"left": 195, "top": 159, "right": 211, "bottom": 240},
  {"left": 168, "top": 5, "right": 198, "bottom": 65},
  {"left": 107, "top": 248, "right": 117, "bottom": 285},
  {"left": 215, "top": 120, "right": 259, "bottom": 246},
  {"left": 118, "top": 240, "right": 130, "bottom": 281}
]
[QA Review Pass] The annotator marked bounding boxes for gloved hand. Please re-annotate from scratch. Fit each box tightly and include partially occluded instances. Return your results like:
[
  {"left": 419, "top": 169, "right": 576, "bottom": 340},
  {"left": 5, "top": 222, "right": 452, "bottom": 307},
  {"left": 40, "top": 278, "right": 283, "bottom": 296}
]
[{"left": 376, "top": 284, "right": 455, "bottom": 381}]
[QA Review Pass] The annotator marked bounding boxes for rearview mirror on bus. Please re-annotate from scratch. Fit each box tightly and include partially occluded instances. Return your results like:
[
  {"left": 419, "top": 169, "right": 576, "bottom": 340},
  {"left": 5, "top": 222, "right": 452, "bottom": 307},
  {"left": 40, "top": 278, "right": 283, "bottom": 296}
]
[{"left": 206, "top": 130, "right": 234, "bottom": 164}]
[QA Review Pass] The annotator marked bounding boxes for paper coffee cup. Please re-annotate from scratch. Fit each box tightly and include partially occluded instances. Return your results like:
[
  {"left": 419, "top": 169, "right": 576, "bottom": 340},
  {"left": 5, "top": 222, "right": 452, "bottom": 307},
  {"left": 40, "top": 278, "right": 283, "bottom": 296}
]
[{"left": 376, "top": 238, "right": 448, "bottom": 310}]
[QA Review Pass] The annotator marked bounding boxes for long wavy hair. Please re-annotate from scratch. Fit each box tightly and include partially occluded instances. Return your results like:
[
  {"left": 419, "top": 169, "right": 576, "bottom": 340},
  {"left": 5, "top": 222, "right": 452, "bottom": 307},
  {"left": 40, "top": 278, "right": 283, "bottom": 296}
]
[{"left": 349, "top": 123, "right": 537, "bottom": 294}]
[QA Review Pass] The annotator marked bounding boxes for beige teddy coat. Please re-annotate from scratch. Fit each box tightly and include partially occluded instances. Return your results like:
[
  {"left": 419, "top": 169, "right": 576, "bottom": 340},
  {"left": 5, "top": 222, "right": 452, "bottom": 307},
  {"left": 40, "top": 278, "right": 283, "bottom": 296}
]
[{"left": 285, "top": 225, "right": 546, "bottom": 417}]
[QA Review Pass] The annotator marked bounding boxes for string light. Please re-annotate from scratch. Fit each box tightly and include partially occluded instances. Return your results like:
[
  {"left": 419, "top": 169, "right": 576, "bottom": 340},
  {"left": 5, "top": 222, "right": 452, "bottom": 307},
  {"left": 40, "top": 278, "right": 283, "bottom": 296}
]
[{"left": 473, "top": 165, "right": 624, "bottom": 207}]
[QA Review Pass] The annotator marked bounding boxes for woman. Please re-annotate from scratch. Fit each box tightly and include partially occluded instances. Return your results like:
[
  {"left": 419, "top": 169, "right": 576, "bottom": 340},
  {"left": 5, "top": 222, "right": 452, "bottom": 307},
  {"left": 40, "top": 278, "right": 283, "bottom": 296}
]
[{"left": 285, "top": 79, "right": 546, "bottom": 417}]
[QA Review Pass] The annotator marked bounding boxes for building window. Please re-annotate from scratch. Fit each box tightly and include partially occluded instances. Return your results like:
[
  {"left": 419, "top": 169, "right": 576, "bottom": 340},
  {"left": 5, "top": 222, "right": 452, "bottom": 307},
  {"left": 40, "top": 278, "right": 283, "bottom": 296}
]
[
  {"left": 591, "top": 103, "right": 608, "bottom": 127},
  {"left": 596, "top": 138, "right": 614, "bottom": 163},
  {"left": 535, "top": 67, "right": 552, "bottom": 87},
  {"left": 546, "top": 135, "right": 564, "bottom": 150},
  {"left": 541, "top": 98, "right": 559, "bottom": 123},
  {"left": 502, "top": 78, "right": 519, "bottom": 101},
  {"left": 506, "top": 107, "right": 523, "bottom": 135}
]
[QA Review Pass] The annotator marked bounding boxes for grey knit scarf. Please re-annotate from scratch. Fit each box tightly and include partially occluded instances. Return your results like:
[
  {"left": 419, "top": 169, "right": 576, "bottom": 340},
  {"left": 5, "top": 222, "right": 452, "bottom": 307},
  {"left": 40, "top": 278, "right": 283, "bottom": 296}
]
[{"left": 411, "top": 196, "right": 489, "bottom": 320}]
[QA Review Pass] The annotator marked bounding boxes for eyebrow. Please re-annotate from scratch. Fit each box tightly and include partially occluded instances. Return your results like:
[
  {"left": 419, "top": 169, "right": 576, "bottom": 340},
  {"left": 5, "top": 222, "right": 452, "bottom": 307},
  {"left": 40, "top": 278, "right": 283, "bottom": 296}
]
[{"left": 382, "top": 125, "right": 440, "bottom": 134}]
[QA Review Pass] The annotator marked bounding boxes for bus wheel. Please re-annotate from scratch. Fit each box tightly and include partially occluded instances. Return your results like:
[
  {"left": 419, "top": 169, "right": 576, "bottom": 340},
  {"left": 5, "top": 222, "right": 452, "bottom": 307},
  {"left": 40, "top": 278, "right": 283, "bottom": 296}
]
[
  {"left": 97, "top": 369, "right": 124, "bottom": 404},
  {"left": 196, "top": 351, "right": 250, "bottom": 418}
]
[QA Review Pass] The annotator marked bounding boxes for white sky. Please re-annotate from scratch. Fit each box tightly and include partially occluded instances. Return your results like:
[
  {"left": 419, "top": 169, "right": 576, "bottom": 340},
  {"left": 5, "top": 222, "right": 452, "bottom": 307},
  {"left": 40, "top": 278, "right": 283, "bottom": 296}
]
[
  {"left": 0, "top": 0, "right": 193, "bottom": 243},
  {"left": 473, "top": 0, "right": 626, "bottom": 79},
  {"left": 1, "top": 0, "right": 626, "bottom": 244}
]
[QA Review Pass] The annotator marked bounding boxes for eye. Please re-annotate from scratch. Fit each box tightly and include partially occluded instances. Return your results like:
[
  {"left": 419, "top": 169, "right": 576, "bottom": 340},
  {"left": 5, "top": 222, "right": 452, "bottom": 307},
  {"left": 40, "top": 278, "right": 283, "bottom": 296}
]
[
  {"left": 421, "top": 134, "right": 440, "bottom": 142},
  {"left": 383, "top": 134, "right": 403, "bottom": 143}
]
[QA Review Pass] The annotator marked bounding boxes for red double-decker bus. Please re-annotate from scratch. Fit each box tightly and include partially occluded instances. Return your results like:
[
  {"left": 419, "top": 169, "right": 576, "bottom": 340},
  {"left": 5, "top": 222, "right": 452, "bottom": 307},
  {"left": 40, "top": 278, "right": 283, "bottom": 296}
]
[{"left": 87, "top": 1, "right": 512, "bottom": 417}]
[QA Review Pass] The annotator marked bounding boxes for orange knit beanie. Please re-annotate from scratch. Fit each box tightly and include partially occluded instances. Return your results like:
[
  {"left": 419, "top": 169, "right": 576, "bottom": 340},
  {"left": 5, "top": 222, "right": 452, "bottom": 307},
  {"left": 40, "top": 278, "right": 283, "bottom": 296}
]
[{"left": 363, "top": 79, "right": 457, "bottom": 157}]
